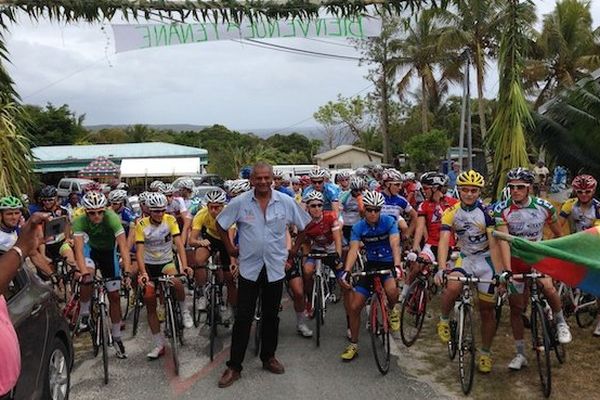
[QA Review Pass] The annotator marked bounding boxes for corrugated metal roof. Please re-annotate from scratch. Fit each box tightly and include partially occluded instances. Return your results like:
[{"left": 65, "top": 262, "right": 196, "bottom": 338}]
[{"left": 32, "top": 142, "right": 207, "bottom": 162}]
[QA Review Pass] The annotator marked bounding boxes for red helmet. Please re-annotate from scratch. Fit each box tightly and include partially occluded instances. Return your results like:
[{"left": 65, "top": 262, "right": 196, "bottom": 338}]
[
  {"left": 572, "top": 174, "right": 597, "bottom": 191},
  {"left": 84, "top": 182, "right": 103, "bottom": 193}
]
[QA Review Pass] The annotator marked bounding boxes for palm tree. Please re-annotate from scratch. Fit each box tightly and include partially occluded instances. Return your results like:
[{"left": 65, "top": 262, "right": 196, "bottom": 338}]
[
  {"left": 487, "top": 0, "right": 537, "bottom": 196},
  {"left": 526, "top": 0, "right": 600, "bottom": 109}
]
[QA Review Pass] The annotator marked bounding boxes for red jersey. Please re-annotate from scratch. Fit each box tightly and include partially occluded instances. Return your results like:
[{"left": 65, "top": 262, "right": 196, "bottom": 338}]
[
  {"left": 417, "top": 196, "right": 459, "bottom": 246},
  {"left": 303, "top": 213, "right": 340, "bottom": 250}
]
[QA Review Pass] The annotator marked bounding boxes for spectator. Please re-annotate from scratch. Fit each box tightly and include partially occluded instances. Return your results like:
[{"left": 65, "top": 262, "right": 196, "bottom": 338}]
[
  {"left": 447, "top": 162, "right": 461, "bottom": 189},
  {"left": 216, "top": 161, "right": 310, "bottom": 388},
  {"left": 533, "top": 160, "right": 550, "bottom": 197}
]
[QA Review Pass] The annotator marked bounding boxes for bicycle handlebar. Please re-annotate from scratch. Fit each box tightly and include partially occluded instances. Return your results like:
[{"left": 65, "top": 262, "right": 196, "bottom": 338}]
[
  {"left": 443, "top": 273, "right": 497, "bottom": 285},
  {"left": 307, "top": 252, "right": 339, "bottom": 259},
  {"left": 351, "top": 269, "right": 394, "bottom": 277},
  {"left": 510, "top": 272, "right": 546, "bottom": 280}
]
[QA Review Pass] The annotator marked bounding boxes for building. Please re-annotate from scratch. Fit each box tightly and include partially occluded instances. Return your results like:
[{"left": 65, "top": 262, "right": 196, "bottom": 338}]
[
  {"left": 33, "top": 142, "right": 208, "bottom": 183},
  {"left": 313, "top": 145, "right": 383, "bottom": 169}
]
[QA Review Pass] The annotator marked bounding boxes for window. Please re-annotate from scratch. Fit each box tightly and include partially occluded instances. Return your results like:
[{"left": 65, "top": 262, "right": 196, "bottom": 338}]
[
  {"left": 58, "top": 180, "right": 71, "bottom": 190},
  {"left": 5, "top": 268, "right": 26, "bottom": 302}
]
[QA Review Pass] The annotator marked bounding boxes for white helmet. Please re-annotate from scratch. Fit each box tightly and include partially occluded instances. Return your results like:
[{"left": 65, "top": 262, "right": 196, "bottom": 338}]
[
  {"left": 138, "top": 191, "right": 149, "bottom": 205},
  {"left": 362, "top": 190, "right": 385, "bottom": 207},
  {"left": 149, "top": 180, "right": 164, "bottom": 192},
  {"left": 309, "top": 168, "right": 328, "bottom": 180},
  {"left": 404, "top": 171, "right": 416, "bottom": 181},
  {"left": 290, "top": 176, "right": 300, "bottom": 184},
  {"left": 176, "top": 178, "right": 195, "bottom": 191},
  {"left": 303, "top": 191, "right": 324, "bottom": 203},
  {"left": 273, "top": 169, "right": 285, "bottom": 179},
  {"left": 349, "top": 176, "right": 364, "bottom": 191},
  {"left": 116, "top": 182, "right": 129, "bottom": 191},
  {"left": 146, "top": 192, "right": 168, "bottom": 210},
  {"left": 230, "top": 179, "right": 251, "bottom": 195},
  {"left": 355, "top": 167, "right": 369, "bottom": 177},
  {"left": 159, "top": 183, "right": 175, "bottom": 195},
  {"left": 82, "top": 192, "right": 107, "bottom": 210},
  {"left": 501, "top": 186, "right": 511, "bottom": 203},
  {"left": 205, "top": 189, "right": 227, "bottom": 204},
  {"left": 108, "top": 189, "right": 128, "bottom": 204},
  {"left": 382, "top": 168, "right": 403, "bottom": 182}
]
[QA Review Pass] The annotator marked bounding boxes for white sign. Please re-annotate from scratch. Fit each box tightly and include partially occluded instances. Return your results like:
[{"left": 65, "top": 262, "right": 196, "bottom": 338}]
[{"left": 112, "top": 16, "right": 381, "bottom": 53}]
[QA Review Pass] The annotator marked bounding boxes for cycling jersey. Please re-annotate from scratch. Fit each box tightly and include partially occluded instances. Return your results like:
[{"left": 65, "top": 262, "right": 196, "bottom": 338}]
[
  {"left": 494, "top": 196, "right": 557, "bottom": 242},
  {"left": 166, "top": 196, "right": 187, "bottom": 217},
  {"left": 0, "top": 226, "right": 18, "bottom": 252},
  {"left": 135, "top": 214, "right": 180, "bottom": 265},
  {"left": 381, "top": 193, "right": 412, "bottom": 221},
  {"left": 559, "top": 198, "right": 600, "bottom": 232},
  {"left": 72, "top": 209, "right": 125, "bottom": 250},
  {"left": 275, "top": 186, "right": 295, "bottom": 198},
  {"left": 115, "top": 206, "right": 136, "bottom": 234},
  {"left": 340, "top": 191, "right": 363, "bottom": 227},
  {"left": 350, "top": 214, "right": 399, "bottom": 263},
  {"left": 302, "top": 182, "right": 339, "bottom": 211},
  {"left": 418, "top": 195, "right": 459, "bottom": 246},
  {"left": 303, "top": 213, "right": 340, "bottom": 252},
  {"left": 191, "top": 206, "right": 222, "bottom": 240},
  {"left": 441, "top": 201, "right": 494, "bottom": 256}
]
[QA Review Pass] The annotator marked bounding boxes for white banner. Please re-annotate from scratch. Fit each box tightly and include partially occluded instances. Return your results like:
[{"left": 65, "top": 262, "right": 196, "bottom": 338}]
[{"left": 112, "top": 16, "right": 381, "bottom": 53}]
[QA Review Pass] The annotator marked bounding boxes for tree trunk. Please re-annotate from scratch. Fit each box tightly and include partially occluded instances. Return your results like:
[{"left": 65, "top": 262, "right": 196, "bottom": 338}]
[
  {"left": 474, "top": 43, "right": 493, "bottom": 175},
  {"left": 380, "top": 72, "right": 391, "bottom": 164},
  {"left": 421, "top": 76, "right": 429, "bottom": 133}
]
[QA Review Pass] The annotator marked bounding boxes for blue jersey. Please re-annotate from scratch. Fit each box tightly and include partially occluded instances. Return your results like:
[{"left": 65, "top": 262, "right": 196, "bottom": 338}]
[
  {"left": 351, "top": 214, "right": 399, "bottom": 263},
  {"left": 117, "top": 207, "right": 137, "bottom": 235},
  {"left": 302, "top": 183, "right": 340, "bottom": 211},
  {"left": 381, "top": 193, "right": 413, "bottom": 221},
  {"left": 275, "top": 186, "right": 295, "bottom": 198}
]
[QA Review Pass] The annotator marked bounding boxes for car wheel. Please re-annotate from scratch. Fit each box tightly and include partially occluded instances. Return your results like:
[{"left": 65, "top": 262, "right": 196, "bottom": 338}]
[{"left": 43, "top": 337, "right": 70, "bottom": 400}]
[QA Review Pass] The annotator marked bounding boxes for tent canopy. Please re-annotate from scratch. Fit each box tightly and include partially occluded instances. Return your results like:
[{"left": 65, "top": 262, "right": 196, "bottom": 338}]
[
  {"left": 78, "top": 156, "right": 120, "bottom": 178},
  {"left": 120, "top": 157, "right": 201, "bottom": 178}
]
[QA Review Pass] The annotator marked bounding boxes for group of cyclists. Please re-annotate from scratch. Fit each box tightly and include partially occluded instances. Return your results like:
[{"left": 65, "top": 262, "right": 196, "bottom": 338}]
[{"left": 1, "top": 161, "right": 599, "bottom": 385}]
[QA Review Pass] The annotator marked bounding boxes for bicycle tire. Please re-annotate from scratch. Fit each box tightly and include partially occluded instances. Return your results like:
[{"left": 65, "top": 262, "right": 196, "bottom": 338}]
[
  {"left": 553, "top": 321, "right": 566, "bottom": 364},
  {"left": 209, "top": 285, "right": 218, "bottom": 361},
  {"left": 167, "top": 298, "right": 180, "bottom": 376},
  {"left": 100, "top": 304, "right": 109, "bottom": 385},
  {"left": 370, "top": 291, "right": 390, "bottom": 375},
  {"left": 132, "top": 286, "right": 142, "bottom": 337},
  {"left": 315, "top": 276, "right": 322, "bottom": 347},
  {"left": 575, "top": 294, "right": 598, "bottom": 328},
  {"left": 458, "top": 304, "right": 475, "bottom": 395},
  {"left": 192, "top": 284, "right": 202, "bottom": 328},
  {"left": 254, "top": 296, "right": 262, "bottom": 357},
  {"left": 90, "top": 303, "right": 99, "bottom": 358},
  {"left": 447, "top": 319, "right": 458, "bottom": 360},
  {"left": 494, "top": 295, "right": 503, "bottom": 331},
  {"left": 122, "top": 285, "right": 131, "bottom": 320},
  {"left": 531, "top": 302, "right": 552, "bottom": 398},
  {"left": 400, "top": 280, "right": 426, "bottom": 347}
]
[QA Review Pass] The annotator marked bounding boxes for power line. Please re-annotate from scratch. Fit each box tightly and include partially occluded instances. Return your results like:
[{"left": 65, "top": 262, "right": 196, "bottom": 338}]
[
  {"left": 303, "top": 37, "right": 356, "bottom": 48},
  {"left": 243, "top": 38, "right": 361, "bottom": 61}
]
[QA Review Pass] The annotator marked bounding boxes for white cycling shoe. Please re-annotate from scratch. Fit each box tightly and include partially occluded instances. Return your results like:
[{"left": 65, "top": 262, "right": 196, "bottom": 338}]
[
  {"left": 557, "top": 322, "right": 572, "bottom": 344},
  {"left": 182, "top": 310, "right": 194, "bottom": 329},
  {"left": 297, "top": 323, "right": 313, "bottom": 338},
  {"left": 147, "top": 345, "right": 165, "bottom": 360},
  {"left": 508, "top": 353, "right": 528, "bottom": 371}
]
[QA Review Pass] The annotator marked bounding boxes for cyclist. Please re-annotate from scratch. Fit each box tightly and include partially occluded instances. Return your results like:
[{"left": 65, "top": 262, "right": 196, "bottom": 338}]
[
  {"left": 339, "top": 176, "right": 365, "bottom": 246},
  {"left": 188, "top": 189, "right": 237, "bottom": 321},
  {"left": 434, "top": 170, "right": 501, "bottom": 373},
  {"left": 290, "top": 176, "right": 303, "bottom": 203},
  {"left": 273, "top": 170, "right": 295, "bottom": 198},
  {"left": 160, "top": 183, "right": 192, "bottom": 245},
  {"left": 355, "top": 167, "right": 377, "bottom": 191},
  {"left": 149, "top": 180, "right": 164, "bottom": 192},
  {"left": 335, "top": 170, "right": 351, "bottom": 193},
  {"left": 558, "top": 174, "right": 600, "bottom": 336},
  {"left": 494, "top": 167, "right": 571, "bottom": 371},
  {"left": 403, "top": 172, "right": 422, "bottom": 208},
  {"left": 63, "top": 192, "right": 81, "bottom": 219},
  {"left": 34, "top": 185, "right": 70, "bottom": 269},
  {"left": 72, "top": 191, "right": 132, "bottom": 359},
  {"left": 302, "top": 168, "right": 340, "bottom": 217},
  {"left": 381, "top": 168, "right": 416, "bottom": 237},
  {"left": 135, "top": 192, "right": 193, "bottom": 360},
  {"left": 0, "top": 196, "right": 23, "bottom": 251},
  {"left": 176, "top": 178, "right": 196, "bottom": 209},
  {"left": 108, "top": 190, "right": 137, "bottom": 242},
  {"left": 338, "top": 190, "right": 401, "bottom": 361}
]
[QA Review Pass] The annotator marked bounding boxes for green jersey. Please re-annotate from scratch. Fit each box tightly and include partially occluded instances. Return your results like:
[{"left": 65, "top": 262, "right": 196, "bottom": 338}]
[{"left": 72, "top": 209, "right": 125, "bottom": 250}]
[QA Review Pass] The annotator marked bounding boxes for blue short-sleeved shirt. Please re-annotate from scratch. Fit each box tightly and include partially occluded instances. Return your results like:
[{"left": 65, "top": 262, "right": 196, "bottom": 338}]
[
  {"left": 275, "top": 186, "right": 295, "bottom": 198},
  {"left": 351, "top": 214, "right": 399, "bottom": 263},
  {"left": 302, "top": 182, "right": 339, "bottom": 211},
  {"left": 217, "top": 189, "right": 311, "bottom": 282},
  {"left": 382, "top": 193, "right": 413, "bottom": 221},
  {"left": 118, "top": 207, "right": 137, "bottom": 235}
]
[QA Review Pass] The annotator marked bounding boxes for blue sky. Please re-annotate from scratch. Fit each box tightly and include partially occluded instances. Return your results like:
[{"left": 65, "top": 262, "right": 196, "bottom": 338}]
[{"left": 5, "top": 1, "right": 600, "bottom": 131}]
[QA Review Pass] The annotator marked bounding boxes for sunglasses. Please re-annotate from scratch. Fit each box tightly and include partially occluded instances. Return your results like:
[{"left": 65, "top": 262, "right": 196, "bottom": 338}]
[
  {"left": 87, "top": 210, "right": 105, "bottom": 216},
  {"left": 111, "top": 202, "right": 123, "bottom": 206},
  {"left": 311, "top": 180, "right": 324, "bottom": 184},
  {"left": 338, "top": 178, "right": 349, "bottom": 181},
  {"left": 208, "top": 205, "right": 223, "bottom": 210},
  {"left": 309, "top": 203, "right": 323, "bottom": 209},
  {"left": 150, "top": 209, "right": 166, "bottom": 214},
  {"left": 365, "top": 207, "right": 381, "bottom": 213},
  {"left": 459, "top": 187, "right": 480, "bottom": 194},
  {"left": 508, "top": 184, "right": 529, "bottom": 191},
  {"left": 390, "top": 182, "right": 402, "bottom": 187},
  {"left": 41, "top": 198, "right": 55, "bottom": 202},
  {"left": 576, "top": 189, "right": 594, "bottom": 195}
]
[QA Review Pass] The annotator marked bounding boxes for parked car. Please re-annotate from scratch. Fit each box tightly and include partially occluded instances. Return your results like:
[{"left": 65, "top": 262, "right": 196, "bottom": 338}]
[
  {"left": 57, "top": 178, "right": 94, "bottom": 199},
  {"left": 7, "top": 261, "right": 73, "bottom": 400},
  {"left": 173, "top": 174, "right": 225, "bottom": 189}
]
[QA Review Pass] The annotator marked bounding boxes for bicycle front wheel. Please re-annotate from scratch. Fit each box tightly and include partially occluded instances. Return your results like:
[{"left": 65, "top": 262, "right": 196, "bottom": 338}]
[
  {"left": 100, "top": 304, "right": 110, "bottom": 385},
  {"left": 132, "top": 286, "right": 143, "bottom": 337},
  {"left": 531, "top": 302, "right": 552, "bottom": 398},
  {"left": 166, "top": 299, "right": 180, "bottom": 376},
  {"left": 122, "top": 285, "right": 131, "bottom": 320},
  {"left": 400, "top": 280, "right": 426, "bottom": 347},
  {"left": 575, "top": 294, "right": 598, "bottom": 328},
  {"left": 253, "top": 296, "right": 262, "bottom": 357},
  {"left": 192, "top": 284, "right": 202, "bottom": 328},
  {"left": 314, "top": 276, "right": 323, "bottom": 347},
  {"left": 370, "top": 292, "right": 390, "bottom": 375},
  {"left": 457, "top": 304, "right": 475, "bottom": 395},
  {"left": 209, "top": 286, "right": 218, "bottom": 361}
]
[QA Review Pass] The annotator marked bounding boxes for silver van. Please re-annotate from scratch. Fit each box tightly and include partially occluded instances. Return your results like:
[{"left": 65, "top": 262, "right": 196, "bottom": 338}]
[{"left": 56, "top": 178, "right": 94, "bottom": 199}]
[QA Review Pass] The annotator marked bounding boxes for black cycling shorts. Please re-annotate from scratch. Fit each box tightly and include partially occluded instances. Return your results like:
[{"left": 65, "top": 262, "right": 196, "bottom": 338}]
[{"left": 89, "top": 247, "right": 121, "bottom": 280}]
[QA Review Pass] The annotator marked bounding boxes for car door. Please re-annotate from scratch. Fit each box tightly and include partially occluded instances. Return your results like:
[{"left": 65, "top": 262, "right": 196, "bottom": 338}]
[{"left": 9, "top": 268, "right": 49, "bottom": 400}]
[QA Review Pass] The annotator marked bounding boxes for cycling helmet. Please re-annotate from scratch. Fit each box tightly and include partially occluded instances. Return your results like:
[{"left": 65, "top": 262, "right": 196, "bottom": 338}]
[
  {"left": 303, "top": 190, "right": 324, "bottom": 204},
  {"left": 362, "top": 190, "right": 385, "bottom": 207},
  {"left": 82, "top": 191, "right": 107, "bottom": 209},
  {"left": 159, "top": 183, "right": 176, "bottom": 195},
  {"left": 501, "top": 186, "right": 511, "bottom": 202},
  {"left": 273, "top": 169, "right": 285, "bottom": 179},
  {"left": 108, "top": 189, "right": 128, "bottom": 204},
  {"left": 456, "top": 170, "right": 485, "bottom": 188},
  {"left": 300, "top": 175, "right": 311, "bottom": 185},
  {"left": 176, "top": 178, "right": 195, "bottom": 191},
  {"left": 115, "top": 182, "right": 129, "bottom": 191},
  {"left": 371, "top": 164, "right": 384, "bottom": 174},
  {"left": 421, "top": 171, "right": 446, "bottom": 187},
  {"left": 20, "top": 194, "right": 29, "bottom": 206},
  {"left": 506, "top": 167, "right": 534, "bottom": 184},
  {"left": 572, "top": 174, "right": 597, "bottom": 191},
  {"left": 84, "top": 182, "right": 103, "bottom": 193},
  {"left": 239, "top": 166, "right": 252, "bottom": 179},
  {"left": 230, "top": 179, "right": 251, "bottom": 195},
  {"left": 40, "top": 185, "right": 58, "bottom": 198},
  {"left": 404, "top": 171, "right": 416, "bottom": 181},
  {"left": 308, "top": 168, "right": 328, "bottom": 180},
  {"left": 355, "top": 167, "right": 368, "bottom": 177},
  {"left": 337, "top": 170, "right": 351, "bottom": 180},
  {"left": 149, "top": 180, "right": 164, "bottom": 192},
  {"left": 204, "top": 189, "right": 227, "bottom": 204},
  {"left": 138, "top": 191, "right": 149, "bottom": 205},
  {"left": 349, "top": 176, "right": 364, "bottom": 191},
  {"left": 0, "top": 196, "right": 23, "bottom": 210},
  {"left": 382, "top": 168, "right": 403, "bottom": 182},
  {"left": 290, "top": 176, "right": 300, "bottom": 185},
  {"left": 146, "top": 192, "right": 168, "bottom": 210}
]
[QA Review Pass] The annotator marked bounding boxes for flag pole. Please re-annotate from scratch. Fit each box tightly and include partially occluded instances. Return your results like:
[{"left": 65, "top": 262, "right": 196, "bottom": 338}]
[{"left": 492, "top": 230, "right": 515, "bottom": 242}]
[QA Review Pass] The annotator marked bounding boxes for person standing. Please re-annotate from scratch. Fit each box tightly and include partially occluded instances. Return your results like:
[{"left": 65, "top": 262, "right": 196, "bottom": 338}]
[
  {"left": 533, "top": 160, "right": 550, "bottom": 197},
  {"left": 216, "top": 162, "right": 311, "bottom": 388},
  {"left": 447, "top": 162, "right": 461, "bottom": 190}
]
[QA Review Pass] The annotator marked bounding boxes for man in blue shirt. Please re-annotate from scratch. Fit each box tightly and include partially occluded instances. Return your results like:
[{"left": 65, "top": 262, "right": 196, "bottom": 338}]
[
  {"left": 302, "top": 168, "right": 340, "bottom": 216},
  {"left": 273, "top": 169, "right": 295, "bottom": 198},
  {"left": 216, "top": 162, "right": 311, "bottom": 388}
]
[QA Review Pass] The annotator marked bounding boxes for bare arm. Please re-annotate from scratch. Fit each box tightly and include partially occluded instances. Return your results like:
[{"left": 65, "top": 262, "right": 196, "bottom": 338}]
[
  {"left": 173, "top": 235, "right": 189, "bottom": 271},
  {"left": 496, "top": 225, "right": 512, "bottom": 271},
  {"left": 116, "top": 233, "right": 131, "bottom": 274},
  {"left": 437, "top": 230, "right": 451, "bottom": 270},
  {"left": 549, "top": 221, "right": 563, "bottom": 238},
  {"left": 406, "top": 208, "right": 418, "bottom": 237},
  {"left": 412, "top": 216, "right": 426, "bottom": 252},
  {"left": 390, "top": 233, "right": 401, "bottom": 266}
]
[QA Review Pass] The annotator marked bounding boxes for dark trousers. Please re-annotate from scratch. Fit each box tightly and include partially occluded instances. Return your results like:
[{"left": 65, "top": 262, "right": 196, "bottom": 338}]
[{"left": 227, "top": 267, "right": 283, "bottom": 372}]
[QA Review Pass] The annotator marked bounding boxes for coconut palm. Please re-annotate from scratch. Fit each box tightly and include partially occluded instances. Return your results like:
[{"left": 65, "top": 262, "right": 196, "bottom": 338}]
[{"left": 526, "top": 0, "right": 600, "bottom": 109}]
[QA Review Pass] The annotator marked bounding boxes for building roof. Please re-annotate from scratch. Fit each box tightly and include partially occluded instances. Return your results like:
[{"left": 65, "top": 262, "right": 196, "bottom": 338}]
[
  {"left": 314, "top": 145, "right": 383, "bottom": 160},
  {"left": 32, "top": 142, "right": 207, "bottom": 163}
]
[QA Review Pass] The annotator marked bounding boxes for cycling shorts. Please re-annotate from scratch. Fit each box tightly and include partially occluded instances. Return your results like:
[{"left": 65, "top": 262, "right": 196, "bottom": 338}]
[
  {"left": 146, "top": 262, "right": 178, "bottom": 280},
  {"left": 509, "top": 257, "right": 534, "bottom": 294},
  {"left": 342, "top": 225, "right": 353, "bottom": 245},
  {"left": 451, "top": 254, "right": 495, "bottom": 302},
  {"left": 89, "top": 247, "right": 121, "bottom": 291},
  {"left": 285, "top": 260, "right": 302, "bottom": 281},
  {"left": 304, "top": 254, "right": 338, "bottom": 270},
  {"left": 354, "top": 261, "right": 393, "bottom": 299},
  {"left": 46, "top": 241, "right": 64, "bottom": 263},
  {"left": 198, "top": 236, "right": 231, "bottom": 270}
]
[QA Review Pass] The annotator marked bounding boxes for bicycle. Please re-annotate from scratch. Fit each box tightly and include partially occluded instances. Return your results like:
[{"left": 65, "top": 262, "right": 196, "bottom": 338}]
[
  {"left": 63, "top": 278, "right": 81, "bottom": 337},
  {"left": 512, "top": 271, "right": 566, "bottom": 398},
  {"left": 130, "top": 284, "right": 144, "bottom": 337},
  {"left": 557, "top": 282, "right": 598, "bottom": 328},
  {"left": 351, "top": 267, "right": 395, "bottom": 375},
  {"left": 400, "top": 256, "right": 436, "bottom": 347},
  {"left": 443, "top": 273, "right": 496, "bottom": 395},
  {"left": 308, "top": 252, "right": 338, "bottom": 347},
  {"left": 203, "top": 254, "right": 227, "bottom": 361},
  {"left": 88, "top": 275, "right": 115, "bottom": 385}
]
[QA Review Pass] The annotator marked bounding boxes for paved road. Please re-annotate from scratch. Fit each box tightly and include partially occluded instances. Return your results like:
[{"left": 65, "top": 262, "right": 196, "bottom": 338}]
[{"left": 70, "top": 296, "right": 449, "bottom": 400}]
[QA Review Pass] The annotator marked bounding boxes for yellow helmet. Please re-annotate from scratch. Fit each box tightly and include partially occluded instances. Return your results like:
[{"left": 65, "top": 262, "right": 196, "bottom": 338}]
[{"left": 456, "top": 170, "right": 485, "bottom": 188}]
